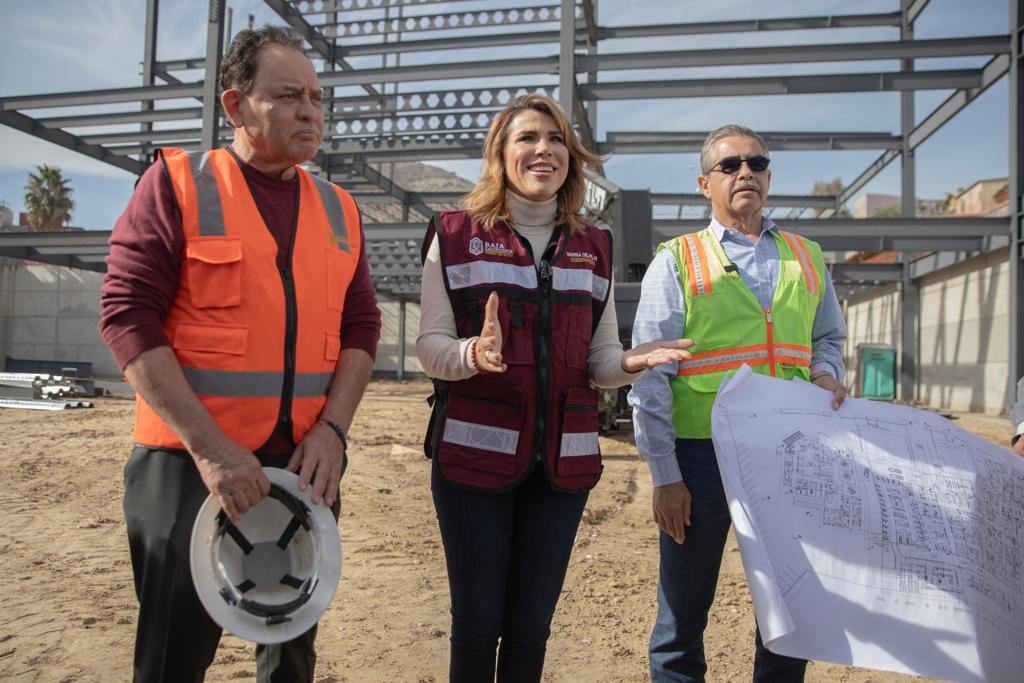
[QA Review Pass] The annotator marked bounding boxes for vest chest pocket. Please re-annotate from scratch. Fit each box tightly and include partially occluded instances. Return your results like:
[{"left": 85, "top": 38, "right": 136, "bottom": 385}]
[
  {"left": 556, "top": 386, "right": 601, "bottom": 476},
  {"left": 559, "top": 306, "right": 592, "bottom": 370},
  {"left": 185, "top": 237, "right": 242, "bottom": 308},
  {"left": 498, "top": 299, "right": 535, "bottom": 365}
]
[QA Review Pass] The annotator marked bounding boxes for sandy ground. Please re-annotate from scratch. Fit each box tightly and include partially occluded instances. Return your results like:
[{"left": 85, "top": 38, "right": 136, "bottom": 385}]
[{"left": 0, "top": 379, "right": 1013, "bottom": 682}]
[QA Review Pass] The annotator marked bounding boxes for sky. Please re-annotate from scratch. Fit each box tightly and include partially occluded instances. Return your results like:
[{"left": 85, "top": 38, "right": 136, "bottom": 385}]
[{"left": 0, "top": 0, "right": 1012, "bottom": 229}]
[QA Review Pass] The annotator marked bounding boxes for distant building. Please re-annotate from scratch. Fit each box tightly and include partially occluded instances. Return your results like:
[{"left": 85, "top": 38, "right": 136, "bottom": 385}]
[
  {"left": 852, "top": 193, "right": 946, "bottom": 218},
  {"left": 945, "top": 178, "right": 1008, "bottom": 217},
  {"left": 0, "top": 204, "right": 12, "bottom": 228}
]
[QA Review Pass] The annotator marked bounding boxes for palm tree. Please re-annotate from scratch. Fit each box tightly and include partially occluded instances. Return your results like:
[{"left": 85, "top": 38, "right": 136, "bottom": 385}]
[{"left": 23, "top": 165, "right": 74, "bottom": 230}]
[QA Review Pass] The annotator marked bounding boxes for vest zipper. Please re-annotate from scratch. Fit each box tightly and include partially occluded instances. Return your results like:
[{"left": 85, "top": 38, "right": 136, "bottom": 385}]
[
  {"left": 764, "top": 308, "right": 776, "bottom": 377},
  {"left": 277, "top": 184, "right": 301, "bottom": 436}
]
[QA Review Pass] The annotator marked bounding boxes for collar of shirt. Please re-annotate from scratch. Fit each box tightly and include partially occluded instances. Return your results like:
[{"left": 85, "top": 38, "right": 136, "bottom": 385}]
[{"left": 709, "top": 215, "right": 779, "bottom": 245}]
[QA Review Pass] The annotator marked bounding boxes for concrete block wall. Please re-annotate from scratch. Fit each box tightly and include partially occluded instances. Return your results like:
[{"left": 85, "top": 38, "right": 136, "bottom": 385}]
[
  {"left": 374, "top": 299, "right": 422, "bottom": 376},
  {"left": 917, "top": 250, "right": 1009, "bottom": 414},
  {"left": 842, "top": 249, "right": 1010, "bottom": 414},
  {"left": 3, "top": 264, "right": 118, "bottom": 377}
]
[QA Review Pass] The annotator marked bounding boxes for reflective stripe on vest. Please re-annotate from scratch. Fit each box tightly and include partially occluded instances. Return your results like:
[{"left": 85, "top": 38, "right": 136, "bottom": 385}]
[
  {"left": 181, "top": 368, "right": 334, "bottom": 398},
  {"left": 446, "top": 261, "right": 538, "bottom": 290},
  {"left": 778, "top": 230, "right": 819, "bottom": 296},
  {"left": 552, "top": 266, "right": 609, "bottom": 301},
  {"left": 676, "top": 343, "right": 812, "bottom": 376},
  {"left": 680, "top": 233, "right": 713, "bottom": 296},
  {"left": 188, "top": 151, "right": 227, "bottom": 237},
  {"left": 442, "top": 417, "right": 520, "bottom": 455},
  {"left": 308, "top": 172, "right": 350, "bottom": 253},
  {"left": 560, "top": 431, "right": 600, "bottom": 457}
]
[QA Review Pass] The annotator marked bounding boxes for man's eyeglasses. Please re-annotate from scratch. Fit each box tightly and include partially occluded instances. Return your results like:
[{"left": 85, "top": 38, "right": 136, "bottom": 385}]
[{"left": 710, "top": 155, "right": 770, "bottom": 175}]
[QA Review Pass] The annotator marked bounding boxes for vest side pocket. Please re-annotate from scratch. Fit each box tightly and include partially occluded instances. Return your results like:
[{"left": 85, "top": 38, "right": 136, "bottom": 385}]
[
  {"left": 438, "top": 384, "right": 525, "bottom": 476},
  {"left": 185, "top": 237, "right": 242, "bottom": 308},
  {"left": 556, "top": 386, "right": 601, "bottom": 476}
]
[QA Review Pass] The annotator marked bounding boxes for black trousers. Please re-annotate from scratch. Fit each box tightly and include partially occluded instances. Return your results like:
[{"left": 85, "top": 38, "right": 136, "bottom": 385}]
[
  {"left": 123, "top": 447, "right": 339, "bottom": 683},
  {"left": 432, "top": 463, "right": 589, "bottom": 683}
]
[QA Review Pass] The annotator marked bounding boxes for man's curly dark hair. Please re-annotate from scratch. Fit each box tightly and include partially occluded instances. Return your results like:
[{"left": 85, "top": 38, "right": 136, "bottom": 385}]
[{"left": 219, "top": 25, "right": 304, "bottom": 95}]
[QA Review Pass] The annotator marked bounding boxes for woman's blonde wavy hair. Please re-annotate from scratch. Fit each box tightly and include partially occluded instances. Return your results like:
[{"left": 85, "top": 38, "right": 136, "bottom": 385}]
[{"left": 462, "top": 93, "right": 602, "bottom": 234}]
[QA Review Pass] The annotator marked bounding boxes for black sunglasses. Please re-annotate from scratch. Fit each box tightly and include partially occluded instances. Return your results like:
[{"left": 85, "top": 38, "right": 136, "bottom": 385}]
[{"left": 710, "top": 155, "right": 771, "bottom": 174}]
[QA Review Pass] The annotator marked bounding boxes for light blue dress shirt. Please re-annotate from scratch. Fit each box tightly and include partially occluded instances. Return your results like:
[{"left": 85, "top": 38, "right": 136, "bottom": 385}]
[{"left": 627, "top": 216, "right": 849, "bottom": 486}]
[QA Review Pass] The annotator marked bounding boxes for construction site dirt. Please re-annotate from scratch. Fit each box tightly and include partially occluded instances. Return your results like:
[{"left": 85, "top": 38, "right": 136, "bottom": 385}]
[{"left": 0, "top": 378, "right": 1010, "bottom": 682}]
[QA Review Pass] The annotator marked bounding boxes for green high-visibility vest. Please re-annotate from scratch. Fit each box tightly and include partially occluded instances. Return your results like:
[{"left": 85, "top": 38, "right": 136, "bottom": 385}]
[{"left": 660, "top": 226, "right": 827, "bottom": 438}]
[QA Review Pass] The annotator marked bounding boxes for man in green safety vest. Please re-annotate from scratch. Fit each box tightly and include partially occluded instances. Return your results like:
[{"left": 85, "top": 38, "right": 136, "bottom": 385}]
[{"left": 629, "top": 124, "right": 850, "bottom": 682}]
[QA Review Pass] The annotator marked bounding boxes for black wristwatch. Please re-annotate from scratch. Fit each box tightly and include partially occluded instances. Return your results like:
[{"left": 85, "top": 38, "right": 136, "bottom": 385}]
[{"left": 319, "top": 418, "right": 349, "bottom": 452}]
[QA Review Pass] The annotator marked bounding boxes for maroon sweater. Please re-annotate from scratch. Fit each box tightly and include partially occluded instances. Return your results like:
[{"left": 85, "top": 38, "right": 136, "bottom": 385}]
[{"left": 99, "top": 152, "right": 381, "bottom": 454}]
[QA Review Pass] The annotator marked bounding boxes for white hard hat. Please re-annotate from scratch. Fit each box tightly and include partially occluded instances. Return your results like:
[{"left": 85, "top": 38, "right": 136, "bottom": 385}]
[{"left": 189, "top": 467, "right": 341, "bottom": 644}]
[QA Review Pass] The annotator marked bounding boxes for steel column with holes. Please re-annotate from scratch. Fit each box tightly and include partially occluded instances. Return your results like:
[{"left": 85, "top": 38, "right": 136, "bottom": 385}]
[
  {"left": 900, "top": 1, "right": 919, "bottom": 402},
  {"left": 1010, "top": 0, "right": 1024, "bottom": 401},
  {"left": 201, "top": 0, "right": 225, "bottom": 150}
]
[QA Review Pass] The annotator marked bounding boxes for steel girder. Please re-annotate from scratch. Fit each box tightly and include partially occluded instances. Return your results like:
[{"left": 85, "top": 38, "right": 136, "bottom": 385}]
[
  {"left": 0, "top": 111, "right": 143, "bottom": 175},
  {"left": 652, "top": 217, "right": 1007, "bottom": 253},
  {"left": 603, "top": 131, "right": 902, "bottom": 154}
]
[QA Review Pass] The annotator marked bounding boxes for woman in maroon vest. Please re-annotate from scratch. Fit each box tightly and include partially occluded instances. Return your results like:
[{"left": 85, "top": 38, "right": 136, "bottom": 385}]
[{"left": 417, "top": 94, "right": 692, "bottom": 682}]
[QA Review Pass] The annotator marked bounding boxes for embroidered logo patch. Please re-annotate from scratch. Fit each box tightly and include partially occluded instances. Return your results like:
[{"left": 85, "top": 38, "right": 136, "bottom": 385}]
[
  {"left": 468, "top": 237, "right": 483, "bottom": 256},
  {"left": 483, "top": 241, "right": 514, "bottom": 258},
  {"left": 567, "top": 250, "right": 598, "bottom": 266}
]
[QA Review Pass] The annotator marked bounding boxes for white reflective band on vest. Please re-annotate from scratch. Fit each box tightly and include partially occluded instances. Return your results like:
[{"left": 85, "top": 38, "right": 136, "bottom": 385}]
[
  {"left": 442, "top": 418, "right": 519, "bottom": 455},
  {"left": 551, "top": 267, "right": 609, "bottom": 302},
  {"left": 777, "top": 347, "right": 813, "bottom": 362},
  {"left": 560, "top": 432, "right": 600, "bottom": 457},
  {"left": 679, "top": 349, "right": 768, "bottom": 371},
  {"left": 682, "top": 235, "right": 709, "bottom": 295},
  {"left": 446, "top": 261, "right": 537, "bottom": 290}
]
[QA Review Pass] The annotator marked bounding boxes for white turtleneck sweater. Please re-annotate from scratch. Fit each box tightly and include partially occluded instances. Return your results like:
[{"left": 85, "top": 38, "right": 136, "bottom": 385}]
[{"left": 415, "top": 190, "right": 639, "bottom": 387}]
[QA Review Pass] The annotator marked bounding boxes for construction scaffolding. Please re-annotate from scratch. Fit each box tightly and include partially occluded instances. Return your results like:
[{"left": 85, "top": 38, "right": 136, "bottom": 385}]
[{"left": 0, "top": 0, "right": 1021, "bottom": 403}]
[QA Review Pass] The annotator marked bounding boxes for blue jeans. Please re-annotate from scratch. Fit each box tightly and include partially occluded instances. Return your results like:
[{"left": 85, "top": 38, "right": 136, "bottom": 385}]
[
  {"left": 432, "top": 463, "right": 589, "bottom": 683},
  {"left": 649, "top": 439, "right": 807, "bottom": 683}
]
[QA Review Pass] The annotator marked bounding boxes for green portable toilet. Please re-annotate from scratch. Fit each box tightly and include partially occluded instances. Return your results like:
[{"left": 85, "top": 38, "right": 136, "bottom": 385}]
[{"left": 856, "top": 343, "right": 897, "bottom": 400}]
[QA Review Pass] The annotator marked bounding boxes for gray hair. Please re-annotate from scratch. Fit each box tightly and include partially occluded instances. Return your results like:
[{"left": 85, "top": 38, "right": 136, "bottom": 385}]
[
  {"left": 699, "top": 124, "right": 770, "bottom": 174},
  {"left": 219, "top": 26, "right": 304, "bottom": 95}
]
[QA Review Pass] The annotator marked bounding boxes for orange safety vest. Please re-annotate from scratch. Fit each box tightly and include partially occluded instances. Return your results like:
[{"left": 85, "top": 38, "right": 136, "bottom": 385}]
[{"left": 132, "top": 147, "right": 362, "bottom": 451}]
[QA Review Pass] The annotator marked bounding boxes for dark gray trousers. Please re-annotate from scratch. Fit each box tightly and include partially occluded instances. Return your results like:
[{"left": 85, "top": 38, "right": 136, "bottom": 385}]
[{"left": 123, "top": 447, "right": 339, "bottom": 683}]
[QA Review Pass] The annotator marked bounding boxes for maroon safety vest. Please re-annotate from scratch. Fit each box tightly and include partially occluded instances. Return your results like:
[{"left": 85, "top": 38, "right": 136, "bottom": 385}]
[{"left": 422, "top": 210, "right": 612, "bottom": 492}]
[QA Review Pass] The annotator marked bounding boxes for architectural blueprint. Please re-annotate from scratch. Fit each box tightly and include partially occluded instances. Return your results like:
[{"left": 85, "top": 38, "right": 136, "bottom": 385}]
[{"left": 710, "top": 366, "right": 1024, "bottom": 683}]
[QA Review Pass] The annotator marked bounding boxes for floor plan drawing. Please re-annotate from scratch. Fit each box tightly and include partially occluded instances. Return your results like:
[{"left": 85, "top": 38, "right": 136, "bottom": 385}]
[{"left": 711, "top": 366, "right": 1024, "bottom": 683}]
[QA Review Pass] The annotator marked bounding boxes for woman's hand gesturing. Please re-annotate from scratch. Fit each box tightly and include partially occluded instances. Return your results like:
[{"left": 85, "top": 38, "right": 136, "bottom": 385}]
[{"left": 473, "top": 291, "right": 508, "bottom": 373}]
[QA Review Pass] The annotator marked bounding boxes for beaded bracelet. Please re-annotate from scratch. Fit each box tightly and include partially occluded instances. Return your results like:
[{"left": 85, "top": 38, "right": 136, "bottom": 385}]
[{"left": 471, "top": 340, "right": 488, "bottom": 374}]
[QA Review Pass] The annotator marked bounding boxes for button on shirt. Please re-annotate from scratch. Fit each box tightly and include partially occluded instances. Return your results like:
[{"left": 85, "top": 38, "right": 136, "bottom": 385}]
[{"left": 627, "top": 216, "right": 848, "bottom": 486}]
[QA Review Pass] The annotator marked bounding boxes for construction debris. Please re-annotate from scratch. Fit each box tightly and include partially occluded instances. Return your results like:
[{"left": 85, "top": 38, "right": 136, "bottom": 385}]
[
  {"left": 0, "top": 397, "right": 94, "bottom": 411},
  {"left": 0, "top": 371, "right": 95, "bottom": 400}
]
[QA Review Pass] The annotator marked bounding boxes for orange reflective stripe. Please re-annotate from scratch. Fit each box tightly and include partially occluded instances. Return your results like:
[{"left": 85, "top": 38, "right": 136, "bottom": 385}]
[
  {"left": 790, "top": 233, "right": 819, "bottom": 295},
  {"left": 679, "top": 236, "right": 700, "bottom": 297},
  {"left": 691, "top": 233, "right": 714, "bottom": 294},
  {"left": 681, "top": 234, "right": 712, "bottom": 296},
  {"left": 779, "top": 230, "right": 813, "bottom": 293}
]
